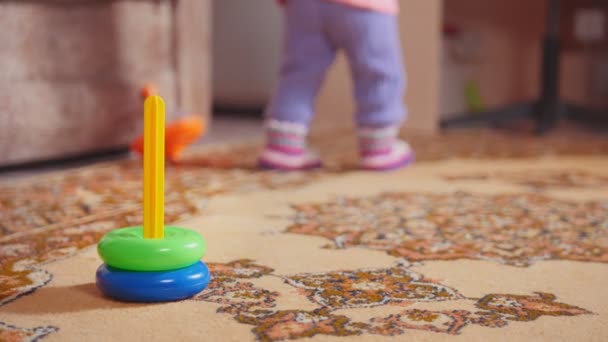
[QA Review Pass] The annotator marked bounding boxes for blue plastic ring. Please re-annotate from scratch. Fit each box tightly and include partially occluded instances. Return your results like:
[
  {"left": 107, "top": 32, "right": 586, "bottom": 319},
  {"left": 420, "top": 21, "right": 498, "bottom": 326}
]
[{"left": 96, "top": 261, "right": 211, "bottom": 302}]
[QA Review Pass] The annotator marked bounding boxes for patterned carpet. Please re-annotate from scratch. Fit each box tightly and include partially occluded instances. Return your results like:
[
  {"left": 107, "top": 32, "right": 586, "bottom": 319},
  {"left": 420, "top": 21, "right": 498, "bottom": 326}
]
[{"left": 0, "top": 127, "right": 607, "bottom": 341}]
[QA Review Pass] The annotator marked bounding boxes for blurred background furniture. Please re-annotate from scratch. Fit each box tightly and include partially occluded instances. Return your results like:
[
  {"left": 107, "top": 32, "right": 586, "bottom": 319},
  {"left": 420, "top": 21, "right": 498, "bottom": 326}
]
[
  {"left": 2, "top": 0, "right": 605, "bottom": 168},
  {"left": 214, "top": 0, "right": 606, "bottom": 136},
  {"left": 440, "top": 0, "right": 607, "bottom": 133},
  {"left": 0, "top": 0, "right": 211, "bottom": 167}
]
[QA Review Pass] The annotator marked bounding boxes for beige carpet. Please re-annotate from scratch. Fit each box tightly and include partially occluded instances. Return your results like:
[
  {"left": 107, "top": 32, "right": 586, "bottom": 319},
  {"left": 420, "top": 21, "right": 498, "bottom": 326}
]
[{"left": 1, "top": 127, "right": 607, "bottom": 341}]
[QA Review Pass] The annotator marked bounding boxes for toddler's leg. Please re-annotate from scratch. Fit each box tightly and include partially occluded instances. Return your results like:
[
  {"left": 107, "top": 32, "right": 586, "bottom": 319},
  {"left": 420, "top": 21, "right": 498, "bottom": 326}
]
[
  {"left": 260, "top": 0, "right": 335, "bottom": 170},
  {"left": 326, "top": 4, "right": 413, "bottom": 170}
]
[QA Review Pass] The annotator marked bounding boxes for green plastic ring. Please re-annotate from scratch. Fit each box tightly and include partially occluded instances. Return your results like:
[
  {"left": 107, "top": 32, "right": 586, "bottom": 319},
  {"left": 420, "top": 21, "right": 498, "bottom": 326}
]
[{"left": 97, "top": 226, "right": 206, "bottom": 271}]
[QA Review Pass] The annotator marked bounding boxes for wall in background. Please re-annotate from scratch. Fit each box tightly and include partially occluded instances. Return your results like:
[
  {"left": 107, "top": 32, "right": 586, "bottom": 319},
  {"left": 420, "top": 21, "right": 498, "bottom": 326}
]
[{"left": 212, "top": 0, "right": 282, "bottom": 108}]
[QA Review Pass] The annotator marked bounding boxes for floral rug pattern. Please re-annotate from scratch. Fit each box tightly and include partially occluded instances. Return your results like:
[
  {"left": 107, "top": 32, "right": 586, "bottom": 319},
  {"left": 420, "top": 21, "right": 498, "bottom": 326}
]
[
  {"left": 443, "top": 169, "right": 608, "bottom": 190},
  {"left": 0, "top": 322, "right": 57, "bottom": 342},
  {"left": 0, "top": 159, "right": 323, "bottom": 341},
  {"left": 1, "top": 130, "right": 607, "bottom": 341},
  {"left": 194, "top": 260, "right": 590, "bottom": 341},
  {"left": 0, "top": 163, "right": 322, "bottom": 305},
  {"left": 287, "top": 192, "right": 608, "bottom": 267}
]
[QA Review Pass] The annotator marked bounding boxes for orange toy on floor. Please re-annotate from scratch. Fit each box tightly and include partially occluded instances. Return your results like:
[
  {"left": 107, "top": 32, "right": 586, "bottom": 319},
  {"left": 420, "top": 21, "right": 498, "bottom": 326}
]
[{"left": 130, "top": 85, "right": 206, "bottom": 162}]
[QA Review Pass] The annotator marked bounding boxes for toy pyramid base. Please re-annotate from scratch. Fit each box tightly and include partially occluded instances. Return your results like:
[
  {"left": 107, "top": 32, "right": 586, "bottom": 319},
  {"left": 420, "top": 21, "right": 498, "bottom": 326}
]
[
  {"left": 96, "top": 261, "right": 211, "bottom": 302},
  {"left": 97, "top": 226, "right": 206, "bottom": 272}
]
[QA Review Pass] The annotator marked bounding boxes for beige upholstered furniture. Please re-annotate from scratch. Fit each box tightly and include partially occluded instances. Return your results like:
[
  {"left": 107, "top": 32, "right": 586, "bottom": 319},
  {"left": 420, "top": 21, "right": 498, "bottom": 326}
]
[{"left": 0, "top": 0, "right": 211, "bottom": 166}]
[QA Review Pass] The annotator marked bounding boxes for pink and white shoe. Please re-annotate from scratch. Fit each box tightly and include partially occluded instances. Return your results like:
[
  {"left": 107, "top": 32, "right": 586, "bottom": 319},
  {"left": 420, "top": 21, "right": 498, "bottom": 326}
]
[
  {"left": 257, "top": 120, "right": 322, "bottom": 171},
  {"left": 358, "top": 126, "right": 414, "bottom": 171}
]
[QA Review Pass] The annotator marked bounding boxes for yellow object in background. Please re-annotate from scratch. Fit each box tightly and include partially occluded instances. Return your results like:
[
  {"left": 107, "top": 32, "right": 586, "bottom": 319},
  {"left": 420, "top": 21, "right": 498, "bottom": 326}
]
[{"left": 143, "top": 96, "right": 166, "bottom": 239}]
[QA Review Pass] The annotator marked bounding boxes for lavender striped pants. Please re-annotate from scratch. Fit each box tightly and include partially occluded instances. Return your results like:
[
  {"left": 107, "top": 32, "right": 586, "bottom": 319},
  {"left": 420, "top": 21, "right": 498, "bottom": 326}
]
[{"left": 266, "top": 0, "right": 407, "bottom": 128}]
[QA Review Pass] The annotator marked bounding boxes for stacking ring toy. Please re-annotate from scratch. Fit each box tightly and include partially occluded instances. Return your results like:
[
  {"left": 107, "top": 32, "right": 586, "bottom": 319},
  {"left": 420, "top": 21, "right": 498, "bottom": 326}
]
[
  {"left": 98, "top": 226, "right": 206, "bottom": 271},
  {"left": 96, "top": 261, "right": 211, "bottom": 302},
  {"left": 95, "top": 96, "right": 211, "bottom": 303}
]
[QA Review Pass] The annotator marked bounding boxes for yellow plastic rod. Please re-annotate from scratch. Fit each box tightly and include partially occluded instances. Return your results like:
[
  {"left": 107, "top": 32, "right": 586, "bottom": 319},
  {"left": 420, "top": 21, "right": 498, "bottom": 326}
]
[{"left": 143, "top": 95, "right": 165, "bottom": 239}]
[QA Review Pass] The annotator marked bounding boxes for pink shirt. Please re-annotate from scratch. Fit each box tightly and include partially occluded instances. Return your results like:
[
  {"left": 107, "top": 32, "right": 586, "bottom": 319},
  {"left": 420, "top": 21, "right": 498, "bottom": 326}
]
[
  {"left": 326, "top": 0, "right": 398, "bottom": 14},
  {"left": 277, "top": 0, "right": 398, "bottom": 15}
]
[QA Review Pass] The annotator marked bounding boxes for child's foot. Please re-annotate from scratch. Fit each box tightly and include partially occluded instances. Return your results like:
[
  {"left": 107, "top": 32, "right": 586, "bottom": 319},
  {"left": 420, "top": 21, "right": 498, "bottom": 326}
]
[
  {"left": 358, "top": 126, "right": 414, "bottom": 171},
  {"left": 257, "top": 120, "right": 322, "bottom": 171},
  {"left": 258, "top": 149, "right": 322, "bottom": 170},
  {"left": 360, "top": 140, "right": 414, "bottom": 170}
]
